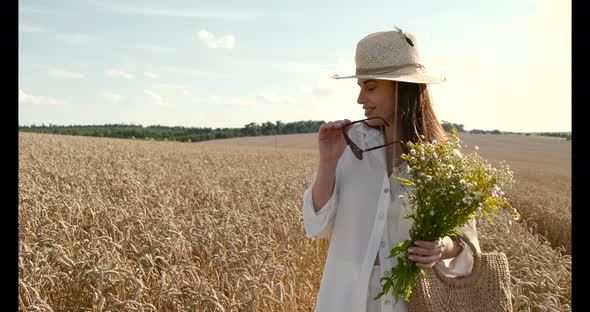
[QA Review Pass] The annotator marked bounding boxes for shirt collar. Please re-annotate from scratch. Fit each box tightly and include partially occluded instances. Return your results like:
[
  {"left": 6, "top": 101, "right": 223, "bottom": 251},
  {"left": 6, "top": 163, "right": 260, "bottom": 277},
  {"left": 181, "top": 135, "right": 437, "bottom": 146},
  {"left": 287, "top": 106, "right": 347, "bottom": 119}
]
[
  {"left": 350, "top": 122, "right": 388, "bottom": 172},
  {"left": 353, "top": 122, "right": 410, "bottom": 176},
  {"left": 355, "top": 122, "right": 384, "bottom": 146}
]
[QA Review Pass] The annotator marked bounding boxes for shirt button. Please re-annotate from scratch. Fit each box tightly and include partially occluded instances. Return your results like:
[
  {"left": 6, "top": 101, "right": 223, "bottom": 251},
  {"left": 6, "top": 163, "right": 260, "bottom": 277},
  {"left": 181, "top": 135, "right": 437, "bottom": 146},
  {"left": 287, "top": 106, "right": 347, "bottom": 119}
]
[
  {"left": 384, "top": 188, "right": 389, "bottom": 193},
  {"left": 378, "top": 213, "right": 384, "bottom": 220},
  {"left": 380, "top": 241, "right": 385, "bottom": 248}
]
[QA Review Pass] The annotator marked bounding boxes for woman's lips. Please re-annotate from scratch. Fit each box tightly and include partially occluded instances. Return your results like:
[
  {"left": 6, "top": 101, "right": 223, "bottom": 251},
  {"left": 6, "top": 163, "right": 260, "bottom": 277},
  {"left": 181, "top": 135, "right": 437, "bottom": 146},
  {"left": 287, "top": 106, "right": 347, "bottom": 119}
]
[{"left": 364, "top": 108, "right": 375, "bottom": 115}]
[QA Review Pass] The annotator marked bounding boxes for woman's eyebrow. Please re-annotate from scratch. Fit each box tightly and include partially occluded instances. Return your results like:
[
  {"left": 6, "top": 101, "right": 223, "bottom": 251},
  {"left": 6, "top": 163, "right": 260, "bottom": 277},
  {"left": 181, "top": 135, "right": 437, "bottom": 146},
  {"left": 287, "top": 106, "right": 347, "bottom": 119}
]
[{"left": 357, "top": 79, "right": 378, "bottom": 86}]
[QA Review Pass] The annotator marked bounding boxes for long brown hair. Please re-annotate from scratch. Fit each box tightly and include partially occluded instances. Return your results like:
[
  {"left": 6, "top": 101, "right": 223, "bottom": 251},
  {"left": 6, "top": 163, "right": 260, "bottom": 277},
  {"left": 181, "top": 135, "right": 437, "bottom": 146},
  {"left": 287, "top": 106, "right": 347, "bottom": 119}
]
[{"left": 394, "top": 81, "right": 447, "bottom": 153}]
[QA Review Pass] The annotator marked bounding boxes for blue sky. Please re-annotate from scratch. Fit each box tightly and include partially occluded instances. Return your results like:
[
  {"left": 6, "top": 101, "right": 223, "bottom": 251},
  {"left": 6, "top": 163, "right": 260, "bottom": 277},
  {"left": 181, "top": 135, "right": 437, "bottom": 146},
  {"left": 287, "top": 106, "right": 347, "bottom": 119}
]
[{"left": 19, "top": 0, "right": 571, "bottom": 132}]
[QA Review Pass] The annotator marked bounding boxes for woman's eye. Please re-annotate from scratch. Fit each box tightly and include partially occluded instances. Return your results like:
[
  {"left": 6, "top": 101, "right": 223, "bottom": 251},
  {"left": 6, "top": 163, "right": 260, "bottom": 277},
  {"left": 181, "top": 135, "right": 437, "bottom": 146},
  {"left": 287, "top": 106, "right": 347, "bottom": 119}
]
[{"left": 367, "top": 87, "right": 376, "bottom": 91}]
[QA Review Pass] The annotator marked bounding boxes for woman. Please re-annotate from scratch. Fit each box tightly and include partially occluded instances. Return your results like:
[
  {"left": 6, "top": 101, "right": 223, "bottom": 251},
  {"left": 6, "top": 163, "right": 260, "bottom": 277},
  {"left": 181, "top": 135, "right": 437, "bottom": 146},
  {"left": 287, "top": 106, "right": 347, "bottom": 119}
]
[{"left": 302, "top": 27, "right": 480, "bottom": 312}]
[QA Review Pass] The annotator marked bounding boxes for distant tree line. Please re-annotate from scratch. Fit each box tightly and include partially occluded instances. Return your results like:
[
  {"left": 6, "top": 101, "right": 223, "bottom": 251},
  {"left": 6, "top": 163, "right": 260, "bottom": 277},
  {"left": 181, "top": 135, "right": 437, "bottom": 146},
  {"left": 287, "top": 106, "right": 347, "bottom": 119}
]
[
  {"left": 18, "top": 121, "right": 325, "bottom": 142},
  {"left": 440, "top": 121, "right": 571, "bottom": 140},
  {"left": 531, "top": 132, "right": 571, "bottom": 140},
  {"left": 18, "top": 120, "right": 571, "bottom": 142},
  {"left": 441, "top": 121, "right": 465, "bottom": 132},
  {"left": 467, "top": 129, "right": 571, "bottom": 140}
]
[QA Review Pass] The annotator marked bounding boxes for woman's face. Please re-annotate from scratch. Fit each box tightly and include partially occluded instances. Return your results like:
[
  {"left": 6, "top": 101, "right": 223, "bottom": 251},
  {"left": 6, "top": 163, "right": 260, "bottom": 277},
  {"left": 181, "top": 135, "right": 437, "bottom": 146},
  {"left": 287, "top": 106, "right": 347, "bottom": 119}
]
[{"left": 357, "top": 78, "right": 396, "bottom": 127}]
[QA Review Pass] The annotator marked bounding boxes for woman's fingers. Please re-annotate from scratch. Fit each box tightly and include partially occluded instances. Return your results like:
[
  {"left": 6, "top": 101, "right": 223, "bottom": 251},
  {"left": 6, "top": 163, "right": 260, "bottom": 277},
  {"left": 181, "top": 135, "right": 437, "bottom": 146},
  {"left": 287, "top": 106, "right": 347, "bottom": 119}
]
[
  {"left": 408, "top": 239, "right": 445, "bottom": 269},
  {"left": 408, "top": 253, "right": 439, "bottom": 264},
  {"left": 414, "top": 240, "right": 444, "bottom": 249},
  {"left": 408, "top": 245, "right": 443, "bottom": 256},
  {"left": 333, "top": 120, "right": 348, "bottom": 129},
  {"left": 321, "top": 120, "right": 352, "bottom": 133}
]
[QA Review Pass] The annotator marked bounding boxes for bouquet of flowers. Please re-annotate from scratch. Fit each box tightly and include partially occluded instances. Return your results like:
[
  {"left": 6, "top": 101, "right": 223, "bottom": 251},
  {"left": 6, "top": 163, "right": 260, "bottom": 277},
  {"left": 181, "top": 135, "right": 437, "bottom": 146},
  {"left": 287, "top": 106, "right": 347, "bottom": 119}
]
[{"left": 374, "top": 127, "right": 520, "bottom": 303}]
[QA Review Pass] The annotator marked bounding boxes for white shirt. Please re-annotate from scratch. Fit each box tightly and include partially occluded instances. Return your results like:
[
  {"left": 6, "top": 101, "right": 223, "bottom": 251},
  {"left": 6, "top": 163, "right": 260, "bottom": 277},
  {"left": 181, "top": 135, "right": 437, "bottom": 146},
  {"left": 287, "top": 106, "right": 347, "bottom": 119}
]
[{"left": 302, "top": 122, "right": 481, "bottom": 312}]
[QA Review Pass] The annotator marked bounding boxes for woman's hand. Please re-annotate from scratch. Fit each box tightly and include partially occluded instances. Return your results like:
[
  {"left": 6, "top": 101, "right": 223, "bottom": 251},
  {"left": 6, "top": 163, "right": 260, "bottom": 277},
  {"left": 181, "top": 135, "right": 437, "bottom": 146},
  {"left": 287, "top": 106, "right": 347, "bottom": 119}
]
[
  {"left": 318, "top": 119, "right": 352, "bottom": 164},
  {"left": 408, "top": 236, "right": 464, "bottom": 269},
  {"left": 407, "top": 239, "right": 445, "bottom": 270}
]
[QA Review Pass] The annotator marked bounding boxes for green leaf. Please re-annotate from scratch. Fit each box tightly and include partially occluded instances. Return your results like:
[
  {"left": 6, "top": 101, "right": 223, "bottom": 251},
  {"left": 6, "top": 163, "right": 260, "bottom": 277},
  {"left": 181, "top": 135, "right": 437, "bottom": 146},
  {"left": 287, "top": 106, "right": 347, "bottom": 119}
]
[{"left": 389, "top": 240, "right": 411, "bottom": 258}]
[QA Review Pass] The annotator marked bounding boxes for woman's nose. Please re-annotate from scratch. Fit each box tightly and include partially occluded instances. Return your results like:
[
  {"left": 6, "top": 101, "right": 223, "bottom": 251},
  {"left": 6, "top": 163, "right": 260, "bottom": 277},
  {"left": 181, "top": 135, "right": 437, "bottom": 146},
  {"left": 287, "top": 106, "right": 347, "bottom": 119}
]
[{"left": 357, "top": 91, "right": 365, "bottom": 104}]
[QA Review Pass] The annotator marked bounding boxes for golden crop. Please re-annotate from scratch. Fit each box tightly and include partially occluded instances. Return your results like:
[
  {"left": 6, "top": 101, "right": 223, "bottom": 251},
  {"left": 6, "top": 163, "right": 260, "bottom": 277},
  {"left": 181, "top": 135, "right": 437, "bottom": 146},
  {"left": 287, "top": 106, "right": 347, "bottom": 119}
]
[{"left": 19, "top": 132, "right": 571, "bottom": 311}]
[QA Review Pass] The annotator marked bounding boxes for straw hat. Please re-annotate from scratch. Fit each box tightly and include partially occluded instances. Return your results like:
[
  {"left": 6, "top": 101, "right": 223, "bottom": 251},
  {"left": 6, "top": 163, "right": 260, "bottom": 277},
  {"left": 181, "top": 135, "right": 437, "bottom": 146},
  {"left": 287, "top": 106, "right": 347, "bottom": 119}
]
[{"left": 332, "top": 26, "right": 446, "bottom": 84}]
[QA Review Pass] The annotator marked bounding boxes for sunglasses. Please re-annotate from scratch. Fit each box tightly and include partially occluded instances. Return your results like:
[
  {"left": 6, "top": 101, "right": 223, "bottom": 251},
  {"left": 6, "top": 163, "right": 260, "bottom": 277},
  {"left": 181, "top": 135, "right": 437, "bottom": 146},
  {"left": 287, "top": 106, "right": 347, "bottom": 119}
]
[{"left": 342, "top": 116, "right": 402, "bottom": 160}]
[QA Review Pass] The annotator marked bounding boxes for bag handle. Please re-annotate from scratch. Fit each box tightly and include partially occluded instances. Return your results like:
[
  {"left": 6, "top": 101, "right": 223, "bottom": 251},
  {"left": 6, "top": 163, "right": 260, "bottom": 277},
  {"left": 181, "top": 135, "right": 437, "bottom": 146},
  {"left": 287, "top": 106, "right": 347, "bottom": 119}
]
[{"left": 431, "top": 233, "right": 482, "bottom": 288}]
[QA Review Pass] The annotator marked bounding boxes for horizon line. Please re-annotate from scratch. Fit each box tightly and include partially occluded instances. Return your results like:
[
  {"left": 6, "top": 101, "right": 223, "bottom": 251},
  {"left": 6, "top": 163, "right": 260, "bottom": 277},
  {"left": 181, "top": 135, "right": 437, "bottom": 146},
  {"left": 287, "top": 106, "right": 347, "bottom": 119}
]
[{"left": 17, "top": 122, "right": 571, "bottom": 134}]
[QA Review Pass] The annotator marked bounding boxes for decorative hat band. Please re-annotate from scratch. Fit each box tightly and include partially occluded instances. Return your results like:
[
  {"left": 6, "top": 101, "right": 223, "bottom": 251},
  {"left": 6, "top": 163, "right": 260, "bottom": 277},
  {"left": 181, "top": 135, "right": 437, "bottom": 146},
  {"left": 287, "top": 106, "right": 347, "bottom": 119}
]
[{"left": 355, "top": 63, "right": 426, "bottom": 75}]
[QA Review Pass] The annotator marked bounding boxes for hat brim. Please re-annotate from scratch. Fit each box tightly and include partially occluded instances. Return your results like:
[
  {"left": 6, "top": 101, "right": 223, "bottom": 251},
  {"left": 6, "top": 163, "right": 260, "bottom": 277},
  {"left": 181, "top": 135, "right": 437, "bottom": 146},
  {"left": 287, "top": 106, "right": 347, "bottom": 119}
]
[{"left": 331, "top": 72, "right": 447, "bottom": 84}]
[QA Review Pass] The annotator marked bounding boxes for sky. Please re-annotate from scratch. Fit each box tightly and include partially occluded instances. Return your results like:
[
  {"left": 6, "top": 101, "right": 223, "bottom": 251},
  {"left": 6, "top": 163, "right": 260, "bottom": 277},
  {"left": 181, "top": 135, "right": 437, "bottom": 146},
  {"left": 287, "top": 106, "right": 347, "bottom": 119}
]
[{"left": 19, "top": 0, "right": 571, "bottom": 132}]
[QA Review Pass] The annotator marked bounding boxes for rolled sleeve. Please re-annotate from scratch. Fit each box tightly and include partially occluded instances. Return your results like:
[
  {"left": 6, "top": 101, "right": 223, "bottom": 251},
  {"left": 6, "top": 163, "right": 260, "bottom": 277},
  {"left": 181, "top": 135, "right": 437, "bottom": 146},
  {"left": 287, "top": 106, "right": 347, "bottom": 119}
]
[
  {"left": 302, "top": 170, "right": 339, "bottom": 239},
  {"left": 437, "top": 217, "right": 481, "bottom": 277}
]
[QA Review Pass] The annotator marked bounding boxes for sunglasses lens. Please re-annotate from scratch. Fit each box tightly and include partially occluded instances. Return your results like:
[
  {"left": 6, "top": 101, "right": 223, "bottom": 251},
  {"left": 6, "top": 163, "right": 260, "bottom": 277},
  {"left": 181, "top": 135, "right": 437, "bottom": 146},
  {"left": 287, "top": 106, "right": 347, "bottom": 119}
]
[
  {"left": 353, "top": 146, "right": 363, "bottom": 160},
  {"left": 342, "top": 126, "right": 364, "bottom": 160}
]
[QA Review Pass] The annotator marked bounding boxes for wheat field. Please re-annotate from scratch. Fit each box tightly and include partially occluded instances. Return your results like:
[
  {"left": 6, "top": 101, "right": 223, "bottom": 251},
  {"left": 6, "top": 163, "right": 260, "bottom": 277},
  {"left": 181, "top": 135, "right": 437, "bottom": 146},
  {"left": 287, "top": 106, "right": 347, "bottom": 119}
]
[{"left": 18, "top": 132, "right": 571, "bottom": 311}]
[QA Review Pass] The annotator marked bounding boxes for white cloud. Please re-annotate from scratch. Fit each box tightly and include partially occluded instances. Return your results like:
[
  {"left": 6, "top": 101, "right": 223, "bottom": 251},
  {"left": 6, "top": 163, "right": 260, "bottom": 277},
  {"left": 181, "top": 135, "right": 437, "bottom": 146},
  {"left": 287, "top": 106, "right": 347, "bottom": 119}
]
[
  {"left": 280, "top": 56, "right": 361, "bottom": 123},
  {"left": 19, "top": 90, "right": 33, "bottom": 103},
  {"left": 144, "top": 90, "right": 171, "bottom": 107},
  {"left": 46, "top": 66, "right": 83, "bottom": 79},
  {"left": 86, "top": 1, "right": 254, "bottom": 20},
  {"left": 144, "top": 72, "right": 158, "bottom": 79},
  {"left": 286, "top": 57, "right": 355, "bottom": 75},
  {"left": 283, "top": 58, "right": 356, "bottom": 99},
  {"left": 295, "top": 58, "right": 355, "bottom": 99},
  {"left": 105, "top": 68, "right": 134, "bottom": 79},
  {"left": 299, "top": 84, "right": 333, "bottom": 96},
  {"left": 256, "top": 92, "right": 296, "bottom": 105},
  {"left": 198, "top": 30, "right": 236, "bottom": 49},
  {"left": 229, "top": 97, "right": 257, "bottom": 107},
  {"left": 19, "top": 89, "right": 64, "bottom": 106},
  {"left": 101, "top": 91, "right": 122, "bottom": 104},
  {"left": 290, "top": 57, "right": 365, "bottom": 122},
  {"left": 155, "top": 84, "right": 191, "bottom": 96},
  {"left": 191, "top": 94, "right": 257, "bottom": 107},
  {"left": 160, "top": 65, "right": 207, "bottom": 75},
  {"left": 20, "top": 24, "right": 48, "bottom": 33},
  {"left": 58, "top": 33, "right": 95, "bottom": 45},
  {"left": 158, "top": 65, "right": 229, "bottom": 78},
  {"left": 312, "top": 87, "right": 333, "bottom": 97}
]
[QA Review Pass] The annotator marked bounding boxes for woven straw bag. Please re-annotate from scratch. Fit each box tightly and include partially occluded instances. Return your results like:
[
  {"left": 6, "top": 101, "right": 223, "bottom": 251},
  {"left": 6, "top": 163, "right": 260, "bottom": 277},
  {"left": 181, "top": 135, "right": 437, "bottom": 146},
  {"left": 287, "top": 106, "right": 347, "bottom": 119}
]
[{"left": 408, "top": 235, "right": 513, "bottom": 312}]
